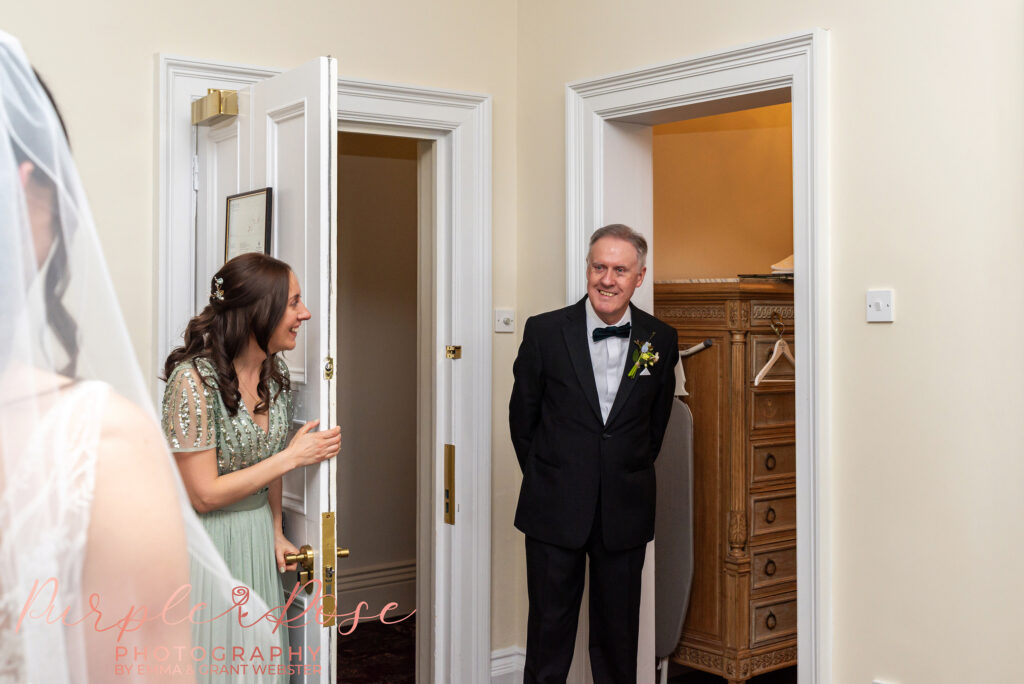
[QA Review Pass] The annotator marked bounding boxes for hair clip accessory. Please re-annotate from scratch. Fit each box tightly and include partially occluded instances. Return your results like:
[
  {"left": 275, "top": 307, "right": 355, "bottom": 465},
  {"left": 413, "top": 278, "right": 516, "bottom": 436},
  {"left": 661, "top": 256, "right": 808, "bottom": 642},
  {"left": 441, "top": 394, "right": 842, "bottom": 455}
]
[{"left": 212, "top": 277, "right": 225, "bottom": 301}]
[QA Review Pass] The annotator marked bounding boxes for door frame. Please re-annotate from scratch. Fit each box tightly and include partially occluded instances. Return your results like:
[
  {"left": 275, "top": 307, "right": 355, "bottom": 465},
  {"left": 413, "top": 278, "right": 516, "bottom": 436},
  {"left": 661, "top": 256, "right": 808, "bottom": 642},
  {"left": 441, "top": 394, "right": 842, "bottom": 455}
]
[
  {"left": 564, "top": 31, "right": 831, "bottom": 683},
  {"left": 157, "top": 56, "right": 493, "bottom": 684}
]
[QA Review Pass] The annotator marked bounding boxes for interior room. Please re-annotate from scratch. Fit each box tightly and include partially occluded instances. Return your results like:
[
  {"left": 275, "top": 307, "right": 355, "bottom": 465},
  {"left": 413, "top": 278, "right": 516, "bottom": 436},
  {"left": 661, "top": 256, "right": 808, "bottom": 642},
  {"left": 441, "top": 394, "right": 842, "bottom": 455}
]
[
  {"left": 5, "top": 2, "right": 1024, "bottom": 683},
  {"left": 649, "top": 104, "right": 797, "bottom": 682},
  {"left": 336, "top": 132, "right": 420, "bottom": 682}
]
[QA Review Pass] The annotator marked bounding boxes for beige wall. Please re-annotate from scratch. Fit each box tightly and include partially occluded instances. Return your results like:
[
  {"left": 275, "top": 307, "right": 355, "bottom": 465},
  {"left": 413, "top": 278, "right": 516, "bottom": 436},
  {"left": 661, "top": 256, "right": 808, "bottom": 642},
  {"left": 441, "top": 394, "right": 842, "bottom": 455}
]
[
  {"left": 518, "top": 1, "right": 1024, "bottom": 682},
  {"left": 4, "top": 0, "right": 522, "bottom": 649},
  {"left": 9, "top": 0, "right": 1024, "bottom": 678},
  {"left": 653, "top": 103, "right": 793, "bottom": 279}
]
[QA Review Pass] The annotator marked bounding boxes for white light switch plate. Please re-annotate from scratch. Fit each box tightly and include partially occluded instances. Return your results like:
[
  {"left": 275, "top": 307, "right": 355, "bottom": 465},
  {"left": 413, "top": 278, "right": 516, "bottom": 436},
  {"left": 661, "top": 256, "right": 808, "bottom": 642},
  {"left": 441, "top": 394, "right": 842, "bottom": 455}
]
[
  {"left": 495, "top": 308, "right": 515, "bottom": 333},
  {"left": 866, "top": 289, "right": 894, "bottom": 323}
]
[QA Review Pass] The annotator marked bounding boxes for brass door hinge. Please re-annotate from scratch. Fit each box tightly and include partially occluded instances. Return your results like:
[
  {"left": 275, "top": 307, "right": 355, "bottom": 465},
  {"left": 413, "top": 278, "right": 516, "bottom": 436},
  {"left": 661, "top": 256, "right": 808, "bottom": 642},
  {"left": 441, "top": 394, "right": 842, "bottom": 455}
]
[
  {"left": 323, "top": 356, "right": 335, "bottom": 380},
  {"left": 445, "top": 345, "right": 462, "bottom": 359},
  {"left": 444, "top": 444, "right": 455, "bottom": 525}
]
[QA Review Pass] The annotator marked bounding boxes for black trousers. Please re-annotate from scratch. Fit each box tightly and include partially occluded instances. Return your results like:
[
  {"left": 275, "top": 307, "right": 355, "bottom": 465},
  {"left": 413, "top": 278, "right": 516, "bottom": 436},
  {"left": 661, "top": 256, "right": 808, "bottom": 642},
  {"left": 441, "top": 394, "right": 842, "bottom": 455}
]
[{"left": 523, "top": 499, "right": 647, "bottom": 684}]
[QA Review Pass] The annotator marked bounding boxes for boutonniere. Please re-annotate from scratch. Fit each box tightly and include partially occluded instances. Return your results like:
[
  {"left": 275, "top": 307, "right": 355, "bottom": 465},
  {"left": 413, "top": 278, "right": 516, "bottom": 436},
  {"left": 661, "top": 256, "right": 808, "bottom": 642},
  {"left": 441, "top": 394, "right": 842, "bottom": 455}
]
[{"left": 628, "top": 333, "right": 659, "bottom": 379}]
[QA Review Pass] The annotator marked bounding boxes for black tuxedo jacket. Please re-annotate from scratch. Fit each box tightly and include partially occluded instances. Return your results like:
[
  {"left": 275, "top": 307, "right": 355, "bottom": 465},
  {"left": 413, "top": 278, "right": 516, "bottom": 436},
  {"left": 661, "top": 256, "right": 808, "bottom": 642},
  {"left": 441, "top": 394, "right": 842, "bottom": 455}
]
[{"left": 510, "top": 298, "right": 679, "bottom": 551}]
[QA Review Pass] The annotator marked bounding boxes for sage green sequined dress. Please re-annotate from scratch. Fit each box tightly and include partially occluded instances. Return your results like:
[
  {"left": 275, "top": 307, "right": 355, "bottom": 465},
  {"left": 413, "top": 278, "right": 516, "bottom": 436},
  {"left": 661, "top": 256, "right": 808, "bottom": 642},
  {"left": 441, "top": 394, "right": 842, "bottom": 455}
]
[{"left": 162, "top": 356, "right": 292, "bottom": 681}]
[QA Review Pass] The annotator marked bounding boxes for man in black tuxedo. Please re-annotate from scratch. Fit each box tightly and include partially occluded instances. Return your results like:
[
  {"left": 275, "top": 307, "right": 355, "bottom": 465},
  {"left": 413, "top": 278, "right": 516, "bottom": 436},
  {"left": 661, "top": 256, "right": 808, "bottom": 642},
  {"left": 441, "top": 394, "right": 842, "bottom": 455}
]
[{"left": 510, "top": 224, "right": 679, "bottom": 684}]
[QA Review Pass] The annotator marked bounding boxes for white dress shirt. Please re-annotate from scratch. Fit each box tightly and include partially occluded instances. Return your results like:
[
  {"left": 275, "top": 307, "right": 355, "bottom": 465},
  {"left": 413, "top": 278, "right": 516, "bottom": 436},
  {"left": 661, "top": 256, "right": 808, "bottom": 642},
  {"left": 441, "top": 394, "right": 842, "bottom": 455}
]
[{"left": 585, "top": 298, "right": 632, "bottom": 424}]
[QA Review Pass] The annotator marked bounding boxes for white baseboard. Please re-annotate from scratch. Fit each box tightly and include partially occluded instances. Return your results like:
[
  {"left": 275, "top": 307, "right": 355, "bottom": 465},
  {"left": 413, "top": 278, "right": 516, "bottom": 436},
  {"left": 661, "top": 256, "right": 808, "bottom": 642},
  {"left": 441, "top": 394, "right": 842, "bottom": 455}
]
[
  {"left": 337, "top": 559, "right": 416, "bottom": 619},
  {"left": 491, "top": 646, "right": 525, "bottom": 684}
]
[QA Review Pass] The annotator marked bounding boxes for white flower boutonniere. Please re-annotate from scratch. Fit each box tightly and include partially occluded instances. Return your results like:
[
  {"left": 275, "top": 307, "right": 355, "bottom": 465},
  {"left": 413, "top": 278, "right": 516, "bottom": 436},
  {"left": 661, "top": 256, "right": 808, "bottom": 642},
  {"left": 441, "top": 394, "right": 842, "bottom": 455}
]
[{"left": 628, "top": 334, "right": 659, "bottom": 379}]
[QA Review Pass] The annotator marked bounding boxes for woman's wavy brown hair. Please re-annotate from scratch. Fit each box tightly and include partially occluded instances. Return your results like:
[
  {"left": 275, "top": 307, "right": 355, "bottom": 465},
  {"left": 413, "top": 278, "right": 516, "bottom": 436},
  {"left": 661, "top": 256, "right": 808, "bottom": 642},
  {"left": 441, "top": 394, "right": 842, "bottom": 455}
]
[
  {"left": 162, "top": 253, "right": 292, "bottom": 416},
  {"left": 1, "top": 71, "right": 77, "bottom": 379}
]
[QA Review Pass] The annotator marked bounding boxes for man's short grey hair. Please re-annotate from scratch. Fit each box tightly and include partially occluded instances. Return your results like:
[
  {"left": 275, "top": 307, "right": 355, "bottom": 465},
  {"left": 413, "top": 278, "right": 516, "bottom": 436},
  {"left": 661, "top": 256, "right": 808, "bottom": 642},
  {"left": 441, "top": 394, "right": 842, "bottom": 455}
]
[{"left": 587, "top": 223, "right": 648, "bottom": 269}]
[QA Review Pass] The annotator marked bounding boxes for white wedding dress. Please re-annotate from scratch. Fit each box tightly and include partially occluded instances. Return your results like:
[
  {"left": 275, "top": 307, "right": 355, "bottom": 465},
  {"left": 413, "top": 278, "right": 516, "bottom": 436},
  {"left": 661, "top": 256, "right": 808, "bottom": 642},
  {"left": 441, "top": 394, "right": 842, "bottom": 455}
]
[
  {"left": 0, "top": 380, "right": 107, "bottom": 683},
  {"left": 0, "top": 30, "right": 280, "bottom": 682}
]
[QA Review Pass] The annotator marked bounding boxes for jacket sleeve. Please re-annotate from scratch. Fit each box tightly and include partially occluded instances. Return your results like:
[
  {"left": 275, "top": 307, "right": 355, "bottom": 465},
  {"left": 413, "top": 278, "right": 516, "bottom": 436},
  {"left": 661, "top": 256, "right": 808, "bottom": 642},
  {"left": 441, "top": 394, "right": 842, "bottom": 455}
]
[
  {"left": 509, "top": 316, "right": 544, "bottom": 472},
  {"left": 650, "top": 326, "right": 679, "bottom": 461}
]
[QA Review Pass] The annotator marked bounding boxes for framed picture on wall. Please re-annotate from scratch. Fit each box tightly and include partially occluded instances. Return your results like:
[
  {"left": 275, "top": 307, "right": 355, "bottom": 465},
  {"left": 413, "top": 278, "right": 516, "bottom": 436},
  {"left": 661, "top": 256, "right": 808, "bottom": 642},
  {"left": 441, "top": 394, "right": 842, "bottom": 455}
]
[{"left": 225, "top": 187, "right": 273, "bottom": 262}]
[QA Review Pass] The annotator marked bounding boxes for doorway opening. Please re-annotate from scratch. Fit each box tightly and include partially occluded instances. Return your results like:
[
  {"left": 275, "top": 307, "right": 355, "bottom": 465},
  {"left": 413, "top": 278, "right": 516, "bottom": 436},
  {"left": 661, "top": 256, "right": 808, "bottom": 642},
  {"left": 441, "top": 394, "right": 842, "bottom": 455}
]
[
  {"left": 160, "top": 58, "right": 493, "bottom": 683},
  {"left": 567, "top": 95, "right": 801, "bottom": 684},
  {"left": 335, "top": 132, "right": 430, "bottom": 684},
  {"left": 652, "top": 101, "right": 798, "bottom": 684},
  {"left": 564, "top": 32, "right": 829, "bottom": 684}
]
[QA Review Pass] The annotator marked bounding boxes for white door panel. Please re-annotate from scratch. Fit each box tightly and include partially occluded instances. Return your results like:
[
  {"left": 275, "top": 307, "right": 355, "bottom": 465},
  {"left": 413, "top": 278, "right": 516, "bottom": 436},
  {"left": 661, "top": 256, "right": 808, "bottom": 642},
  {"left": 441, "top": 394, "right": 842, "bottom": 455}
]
[
  {"left": 195, "top": 118, "right": 240, "bottom": 314},
  {"left": 236, "top": 55, "right": 338, "bottom": 684},
  {"left": 179, "top": 62, "right": 494, "bottom": 684}
]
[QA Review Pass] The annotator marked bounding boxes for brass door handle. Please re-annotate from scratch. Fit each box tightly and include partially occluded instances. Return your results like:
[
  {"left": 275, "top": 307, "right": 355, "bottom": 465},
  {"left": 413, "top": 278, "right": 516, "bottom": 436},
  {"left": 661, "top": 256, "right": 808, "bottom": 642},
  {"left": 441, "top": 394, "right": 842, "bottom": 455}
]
[
  {"left": 764, "top": 559, "right": 777, "bottom": 576},
  {"left": 284, "top": 544, "right": 350, "bottom": 593},
  {"left": 765, "top": 507, "right": 777, "bottom": 524},
  {"left": 765, "top": 453, "right": 776, "bottom": 471},
  {"left": 286, "top": 540, "right": 354, "bottom": 565},
  {"left": 285, "top": 545, "right": 351, "bottom": 564},
  {"left": 284, "top": 544, "right": 315, "bottom": 571},
  {"left": 284, "top": 545, "right": 316, "bottom": 593},
  {"left": 765, "top": 611, "right": 777, "bottom": 630}
]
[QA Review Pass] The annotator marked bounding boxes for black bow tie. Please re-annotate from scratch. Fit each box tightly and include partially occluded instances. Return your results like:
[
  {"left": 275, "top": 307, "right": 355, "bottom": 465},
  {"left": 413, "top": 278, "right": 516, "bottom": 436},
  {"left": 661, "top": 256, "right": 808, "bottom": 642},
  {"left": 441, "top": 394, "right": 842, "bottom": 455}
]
[{"left": 592, "top": 322, "right": 631, "bottom": 342}]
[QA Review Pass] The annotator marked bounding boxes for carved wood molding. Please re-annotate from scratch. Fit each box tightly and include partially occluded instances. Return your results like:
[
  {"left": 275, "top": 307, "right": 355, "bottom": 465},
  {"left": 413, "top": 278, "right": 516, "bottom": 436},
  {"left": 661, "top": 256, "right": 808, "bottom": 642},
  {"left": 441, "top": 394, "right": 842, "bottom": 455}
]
[
  {"left": 747, "top": 645, "right": 798, "bottom": 674},
  {"left": 751, "top": 304, "right": 794, "bottom": 324},
  {"left": 724, "top": 659, "right": 749, "bottom": 678},
  {"left": 726, "top": 300, "right": 747, "bottom": 328},
  {"left": 672, "top": 644, "right": 724, "bottom": 674},
  {"left": 728, "top": 509, "right": 747, "bottom": 554},
  {"left": 674, "top": 642, "right": 797, "bottom": 679},
  {"left": 655, "top": 304, "right": 726, "bottom": 321}
]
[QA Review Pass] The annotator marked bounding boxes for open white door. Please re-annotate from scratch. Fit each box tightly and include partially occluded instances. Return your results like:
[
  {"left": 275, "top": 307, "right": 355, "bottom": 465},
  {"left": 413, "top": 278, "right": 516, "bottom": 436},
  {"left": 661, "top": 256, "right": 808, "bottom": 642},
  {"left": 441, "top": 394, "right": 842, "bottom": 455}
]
[
  {"left": 172, "top": 59, "right": 493, "bottom": 683},
  {"left": 236, "top": 56, "right": 338, "bottom": 683}
]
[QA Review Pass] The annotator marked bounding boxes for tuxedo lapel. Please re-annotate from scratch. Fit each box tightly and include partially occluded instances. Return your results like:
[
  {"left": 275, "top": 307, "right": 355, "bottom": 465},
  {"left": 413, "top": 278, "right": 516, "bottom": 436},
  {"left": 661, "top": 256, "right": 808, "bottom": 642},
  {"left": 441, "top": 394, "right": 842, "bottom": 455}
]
[
  {"left": 562, "top": 299, "right": 603, "bottom": 425},
  {"left": 604, "top": 305, "right": 649, "bottom": 428}
]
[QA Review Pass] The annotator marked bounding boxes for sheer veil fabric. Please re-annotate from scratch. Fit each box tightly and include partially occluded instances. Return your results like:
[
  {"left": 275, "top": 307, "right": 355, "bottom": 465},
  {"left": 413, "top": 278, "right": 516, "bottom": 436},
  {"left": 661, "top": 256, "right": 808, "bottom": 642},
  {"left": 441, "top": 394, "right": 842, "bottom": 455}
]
[{"left": 0, "top": 32, "right": 280, "bottom": 681}]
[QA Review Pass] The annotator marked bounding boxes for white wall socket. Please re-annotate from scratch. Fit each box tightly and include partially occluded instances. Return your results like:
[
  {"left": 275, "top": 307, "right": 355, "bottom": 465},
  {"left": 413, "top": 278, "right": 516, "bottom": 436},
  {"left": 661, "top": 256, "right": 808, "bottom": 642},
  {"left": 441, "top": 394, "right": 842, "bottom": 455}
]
[{"left": 866, "top": 289, "right": 894, "bottom": 323}]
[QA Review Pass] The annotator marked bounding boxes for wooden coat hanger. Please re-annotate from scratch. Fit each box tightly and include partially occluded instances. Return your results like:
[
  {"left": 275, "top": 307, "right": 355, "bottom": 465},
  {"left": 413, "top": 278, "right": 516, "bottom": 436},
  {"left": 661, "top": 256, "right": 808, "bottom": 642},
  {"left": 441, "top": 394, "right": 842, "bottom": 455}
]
[{"left": 754, "top": 312, "right": 795, "bottom": 386}]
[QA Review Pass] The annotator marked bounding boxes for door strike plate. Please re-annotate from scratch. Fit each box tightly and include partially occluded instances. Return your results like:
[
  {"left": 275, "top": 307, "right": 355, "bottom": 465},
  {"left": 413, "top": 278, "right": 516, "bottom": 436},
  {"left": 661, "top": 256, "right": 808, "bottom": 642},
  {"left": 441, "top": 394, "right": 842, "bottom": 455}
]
[
  {"left": 444, "top": 444, "right": 455, "bottom": 525},
  {"left": 321, "top": 511, "right": 336, "bottom": 627}
]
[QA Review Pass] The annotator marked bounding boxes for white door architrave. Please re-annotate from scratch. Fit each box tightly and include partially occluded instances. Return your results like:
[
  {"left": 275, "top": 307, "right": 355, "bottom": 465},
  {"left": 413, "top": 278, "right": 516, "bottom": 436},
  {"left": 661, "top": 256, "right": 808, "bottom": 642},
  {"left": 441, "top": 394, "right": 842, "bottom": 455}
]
[
  {"left": 564, "top": 31, "right": 831, "bottom": 684},
  {"left": 158, "top": 56, "right": 493, "bottom": 684}
]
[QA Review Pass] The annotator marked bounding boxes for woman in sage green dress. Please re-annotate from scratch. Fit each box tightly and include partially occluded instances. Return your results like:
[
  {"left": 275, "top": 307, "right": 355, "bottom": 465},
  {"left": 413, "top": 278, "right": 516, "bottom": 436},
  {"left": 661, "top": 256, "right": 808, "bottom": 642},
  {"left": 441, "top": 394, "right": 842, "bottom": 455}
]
[{"left": 161, "top": 253, "right": 341, "bottom": 680}]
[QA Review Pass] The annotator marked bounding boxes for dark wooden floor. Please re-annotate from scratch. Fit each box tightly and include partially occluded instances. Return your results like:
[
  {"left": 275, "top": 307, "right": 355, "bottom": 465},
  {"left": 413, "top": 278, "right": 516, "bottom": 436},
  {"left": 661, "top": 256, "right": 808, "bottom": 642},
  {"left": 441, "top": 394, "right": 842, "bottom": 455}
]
[
  {"left": 337, "top": 614, "right": 415, "bottom": 684},
  {"left": 335, "top": 615, "right": 796, "bottom": 684}
]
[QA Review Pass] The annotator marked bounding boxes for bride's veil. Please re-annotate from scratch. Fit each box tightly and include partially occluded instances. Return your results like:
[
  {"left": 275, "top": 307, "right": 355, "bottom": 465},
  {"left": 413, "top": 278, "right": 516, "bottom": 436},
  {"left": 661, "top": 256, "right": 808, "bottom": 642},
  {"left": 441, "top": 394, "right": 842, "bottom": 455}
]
[{"left": 0, "top": 31, "right": 281, "bottom": 681}]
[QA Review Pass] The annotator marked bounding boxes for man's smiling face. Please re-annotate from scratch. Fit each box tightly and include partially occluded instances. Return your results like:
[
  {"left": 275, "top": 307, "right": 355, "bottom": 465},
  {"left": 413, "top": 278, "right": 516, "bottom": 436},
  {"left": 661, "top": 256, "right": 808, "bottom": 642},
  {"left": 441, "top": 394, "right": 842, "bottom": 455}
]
[{"left": 586, "top": 236, "right": 646, "bottom": 325}]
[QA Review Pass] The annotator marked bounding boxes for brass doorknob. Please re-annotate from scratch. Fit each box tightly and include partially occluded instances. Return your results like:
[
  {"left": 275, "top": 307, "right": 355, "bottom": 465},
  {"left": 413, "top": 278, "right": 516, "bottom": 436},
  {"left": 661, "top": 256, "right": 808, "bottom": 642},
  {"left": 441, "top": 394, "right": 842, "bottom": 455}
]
[
  {"left": 284, "top": 544, "right": 315, "bottom": 571},
  {"left": 284, "top": 545, "right": 317, "bottom": 595},
  {"left": 284, "top": 545, "right": 349, "bottom": 565}
]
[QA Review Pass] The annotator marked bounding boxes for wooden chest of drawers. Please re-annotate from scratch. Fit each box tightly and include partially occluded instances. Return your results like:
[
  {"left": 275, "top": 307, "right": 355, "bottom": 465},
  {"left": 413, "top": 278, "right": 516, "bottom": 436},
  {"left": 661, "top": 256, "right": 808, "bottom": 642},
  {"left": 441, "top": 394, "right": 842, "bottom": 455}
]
[{"left": 654, "top": 280, "right": 796, "bottom": 684}]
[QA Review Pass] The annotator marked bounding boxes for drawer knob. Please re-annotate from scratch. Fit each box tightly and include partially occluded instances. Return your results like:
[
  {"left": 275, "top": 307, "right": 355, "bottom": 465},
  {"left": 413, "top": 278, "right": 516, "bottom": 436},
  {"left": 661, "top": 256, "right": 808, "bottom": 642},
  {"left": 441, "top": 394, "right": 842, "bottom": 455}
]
[
  {"left": 764, "top": 453, "right": 777, "bottom": 471},
  {"left": 765, "top": 611, "right": 777, "bottom": 630},
  {"left": 764, "top": 559, "right": 777, "bottom": 576},
  {"left": 765, "top": 506, "right": 777, "bottom": 524}
]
